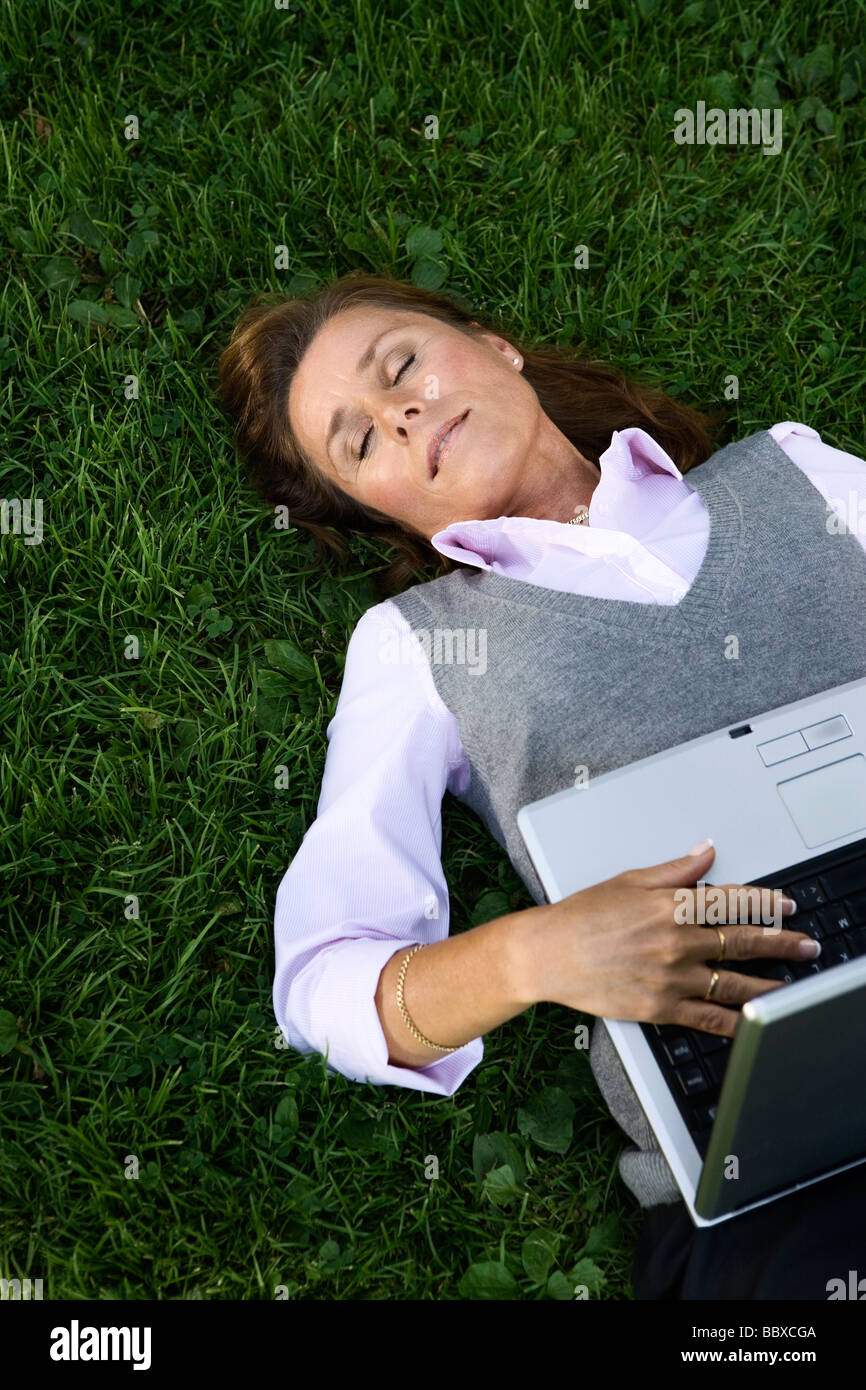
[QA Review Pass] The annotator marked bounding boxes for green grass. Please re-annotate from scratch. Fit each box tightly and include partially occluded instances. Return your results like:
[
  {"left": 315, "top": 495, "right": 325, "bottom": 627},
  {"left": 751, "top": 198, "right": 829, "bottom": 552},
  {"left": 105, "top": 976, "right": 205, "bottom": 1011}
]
[{"left": 0, "top": 0, "right": 863, "bottom": 1299}]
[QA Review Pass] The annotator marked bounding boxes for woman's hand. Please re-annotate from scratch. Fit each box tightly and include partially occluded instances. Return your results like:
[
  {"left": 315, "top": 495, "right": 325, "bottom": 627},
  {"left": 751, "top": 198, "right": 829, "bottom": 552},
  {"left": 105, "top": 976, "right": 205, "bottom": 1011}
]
[{"left": 516, "top": 841, "right": 820, "bottom": 1036}]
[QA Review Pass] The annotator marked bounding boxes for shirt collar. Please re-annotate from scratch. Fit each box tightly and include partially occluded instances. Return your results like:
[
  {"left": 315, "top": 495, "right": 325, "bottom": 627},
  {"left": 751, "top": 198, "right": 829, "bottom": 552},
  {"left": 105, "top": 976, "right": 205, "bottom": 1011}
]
[{"left": 430, "top": 426, "right": 683, "bottom": 564}]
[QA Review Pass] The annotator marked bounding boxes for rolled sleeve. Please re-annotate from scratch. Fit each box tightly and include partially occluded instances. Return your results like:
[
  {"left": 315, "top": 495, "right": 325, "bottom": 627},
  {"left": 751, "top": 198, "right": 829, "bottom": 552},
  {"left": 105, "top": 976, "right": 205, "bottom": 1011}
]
[{"left": 278, "top": 935, "right": 483, "bottom": 1093}]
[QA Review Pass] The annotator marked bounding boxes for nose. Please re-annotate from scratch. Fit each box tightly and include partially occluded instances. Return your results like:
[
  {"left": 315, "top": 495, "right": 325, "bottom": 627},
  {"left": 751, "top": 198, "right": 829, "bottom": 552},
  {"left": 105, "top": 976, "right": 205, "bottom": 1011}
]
[{"left": 379, "top": 394, "right": 425, "bottom": 443}]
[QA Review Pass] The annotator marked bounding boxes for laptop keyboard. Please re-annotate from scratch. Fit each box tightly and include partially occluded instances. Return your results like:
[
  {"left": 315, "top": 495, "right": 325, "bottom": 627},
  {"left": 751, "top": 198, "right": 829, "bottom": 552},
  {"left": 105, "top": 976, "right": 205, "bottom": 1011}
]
[{"left": 641, "top": 838, "right": 866, "bottom": 1157}]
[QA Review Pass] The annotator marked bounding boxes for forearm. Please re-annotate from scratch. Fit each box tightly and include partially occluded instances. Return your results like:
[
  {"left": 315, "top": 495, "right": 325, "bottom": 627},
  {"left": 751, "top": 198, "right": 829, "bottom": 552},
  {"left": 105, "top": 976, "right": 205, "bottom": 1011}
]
[{"left": 374, "top": 906, "right": 543, "bottom": 1068}]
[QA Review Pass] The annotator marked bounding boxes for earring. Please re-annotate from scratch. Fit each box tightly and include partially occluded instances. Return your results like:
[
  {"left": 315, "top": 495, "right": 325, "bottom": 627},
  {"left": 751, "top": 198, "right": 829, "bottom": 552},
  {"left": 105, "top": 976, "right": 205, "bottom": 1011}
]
[{"left": 513, "top": 357, "right": 520, "bottom": 365}]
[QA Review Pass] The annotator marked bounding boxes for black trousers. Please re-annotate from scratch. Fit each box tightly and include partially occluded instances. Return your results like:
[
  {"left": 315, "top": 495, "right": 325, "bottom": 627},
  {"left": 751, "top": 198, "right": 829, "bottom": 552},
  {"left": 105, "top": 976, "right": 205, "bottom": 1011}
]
[{"left": 632, "top": 1159, "right": 866, "bottom": 1299}]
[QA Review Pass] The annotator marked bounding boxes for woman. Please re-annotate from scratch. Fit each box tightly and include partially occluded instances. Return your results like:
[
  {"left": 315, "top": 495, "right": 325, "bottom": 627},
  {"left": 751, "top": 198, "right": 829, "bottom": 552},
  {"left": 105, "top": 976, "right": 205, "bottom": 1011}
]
[{"left": 217, "top": 271, "right": 866, "bottom": 1298}]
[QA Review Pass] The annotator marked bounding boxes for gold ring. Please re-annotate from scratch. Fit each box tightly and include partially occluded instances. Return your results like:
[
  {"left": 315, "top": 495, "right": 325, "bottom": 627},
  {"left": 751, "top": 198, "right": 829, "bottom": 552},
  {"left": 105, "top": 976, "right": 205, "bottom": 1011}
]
[
  {"left": 715, "top": 927, "right": 726, "bottom": 961},
  {"left": 704, "top": 969, "right": 720, "bottom": 1002}
]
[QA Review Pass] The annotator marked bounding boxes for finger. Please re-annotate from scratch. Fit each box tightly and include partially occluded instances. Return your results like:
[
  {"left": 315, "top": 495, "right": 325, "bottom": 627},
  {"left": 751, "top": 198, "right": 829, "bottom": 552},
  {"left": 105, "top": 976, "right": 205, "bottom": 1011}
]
[
  {"left": 628, "top": 841, "right": 716, "bottom": 887},
  {"left": 681, "top": 964, "right": 787, "bottom": 1008},
  {"left": 664, "top": 998, "right": 742, "bottom": 1040},
  {"left": 682, "top": 924, "right": 821, "bottom": 963}
]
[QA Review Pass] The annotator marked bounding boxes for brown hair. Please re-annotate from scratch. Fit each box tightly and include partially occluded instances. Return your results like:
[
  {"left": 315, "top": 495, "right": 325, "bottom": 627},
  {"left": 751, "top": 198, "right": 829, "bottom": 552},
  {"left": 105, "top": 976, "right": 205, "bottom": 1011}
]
[{"left": 215, "top": 271, "right": 724, "bottom": 597}]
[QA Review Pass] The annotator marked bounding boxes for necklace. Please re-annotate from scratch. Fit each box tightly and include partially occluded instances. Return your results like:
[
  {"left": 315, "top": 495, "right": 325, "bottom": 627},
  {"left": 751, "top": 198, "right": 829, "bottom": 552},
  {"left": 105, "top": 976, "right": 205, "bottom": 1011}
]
[{"left": 567, "top": 506, "right": 591, "bottom": 525}]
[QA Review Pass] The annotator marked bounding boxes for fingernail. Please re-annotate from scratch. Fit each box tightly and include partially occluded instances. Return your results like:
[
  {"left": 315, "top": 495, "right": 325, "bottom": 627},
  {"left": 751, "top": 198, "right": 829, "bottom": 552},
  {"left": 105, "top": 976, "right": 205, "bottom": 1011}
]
[
  {"left": 782, "top": 896, "right": 797, "bottom": 915},
  {"left": 687, "top": 838, "right": 714, "bottom": 855},
  {"left": 797, "top": 939, "right": 821, "bottom": 959}
]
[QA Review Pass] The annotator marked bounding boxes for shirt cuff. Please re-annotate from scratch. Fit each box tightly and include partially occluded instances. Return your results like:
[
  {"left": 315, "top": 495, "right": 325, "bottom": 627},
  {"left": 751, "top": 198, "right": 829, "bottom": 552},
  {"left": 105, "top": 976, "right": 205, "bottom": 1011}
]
[{"left": 276, "top": 936, "right": 485, "bottom": 1095}]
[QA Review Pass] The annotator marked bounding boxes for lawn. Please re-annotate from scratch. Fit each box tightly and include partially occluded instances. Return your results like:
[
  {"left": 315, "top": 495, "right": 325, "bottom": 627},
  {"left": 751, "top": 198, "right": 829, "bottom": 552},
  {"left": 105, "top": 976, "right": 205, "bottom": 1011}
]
[{"left": 1, "top": 0, "right": 863, "bottom": 1299}]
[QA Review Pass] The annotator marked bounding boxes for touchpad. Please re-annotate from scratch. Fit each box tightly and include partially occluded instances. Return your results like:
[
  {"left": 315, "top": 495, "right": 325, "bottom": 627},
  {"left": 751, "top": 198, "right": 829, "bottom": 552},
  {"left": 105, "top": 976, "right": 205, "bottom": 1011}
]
[{"left": 776, "top": 754, "right": 866, "bottom": 848}]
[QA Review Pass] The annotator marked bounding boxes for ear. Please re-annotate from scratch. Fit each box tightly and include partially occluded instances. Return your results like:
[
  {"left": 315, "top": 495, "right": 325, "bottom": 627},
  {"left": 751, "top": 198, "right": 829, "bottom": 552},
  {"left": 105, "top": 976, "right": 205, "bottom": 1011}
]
[
  {"left": 467, "top": 320, "right": 522, "bottom": 370},
  {"left": 471, "top": 324, "right": 521, "bottom": 362}
]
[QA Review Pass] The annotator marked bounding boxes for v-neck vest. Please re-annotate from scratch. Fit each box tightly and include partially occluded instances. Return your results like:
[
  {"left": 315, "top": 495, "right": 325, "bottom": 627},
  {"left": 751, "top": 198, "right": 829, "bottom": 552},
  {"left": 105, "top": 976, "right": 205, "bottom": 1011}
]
[{"left": 390, "top": 429, "right": 866, "bottom": 1206}]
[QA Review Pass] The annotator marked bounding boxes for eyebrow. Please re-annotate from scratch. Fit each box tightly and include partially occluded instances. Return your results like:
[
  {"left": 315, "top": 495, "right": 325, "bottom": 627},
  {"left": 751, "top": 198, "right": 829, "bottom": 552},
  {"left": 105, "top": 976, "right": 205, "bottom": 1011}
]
[{"left": 325, "top": 326, "right": 398, "bottom": 465}]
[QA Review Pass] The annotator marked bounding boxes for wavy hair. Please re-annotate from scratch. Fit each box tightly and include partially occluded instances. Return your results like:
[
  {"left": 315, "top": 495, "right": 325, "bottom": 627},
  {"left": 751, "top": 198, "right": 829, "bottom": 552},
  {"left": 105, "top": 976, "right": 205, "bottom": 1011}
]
[{"left": 215, "top": 271, "right": 724, "bottom": 597}]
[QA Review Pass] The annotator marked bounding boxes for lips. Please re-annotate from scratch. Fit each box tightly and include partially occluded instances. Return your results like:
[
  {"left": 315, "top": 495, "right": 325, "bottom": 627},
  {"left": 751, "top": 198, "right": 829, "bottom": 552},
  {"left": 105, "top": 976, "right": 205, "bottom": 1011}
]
[{"left": 428, "top": 410, "right": 469, "bottom": 478}]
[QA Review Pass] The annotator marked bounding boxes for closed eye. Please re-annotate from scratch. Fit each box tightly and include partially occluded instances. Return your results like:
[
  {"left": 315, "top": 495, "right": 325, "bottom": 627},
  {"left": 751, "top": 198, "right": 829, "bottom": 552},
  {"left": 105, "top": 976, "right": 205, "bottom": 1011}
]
[{"left": 356, "top": 353, "right": 416, "bottom": 461}]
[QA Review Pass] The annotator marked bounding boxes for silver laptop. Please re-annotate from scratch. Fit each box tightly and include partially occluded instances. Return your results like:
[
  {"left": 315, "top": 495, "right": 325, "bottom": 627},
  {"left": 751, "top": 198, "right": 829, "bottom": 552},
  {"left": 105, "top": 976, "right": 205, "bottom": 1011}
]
[{"left": 517, "top": 675, "right": 866, "bottom": 1226}]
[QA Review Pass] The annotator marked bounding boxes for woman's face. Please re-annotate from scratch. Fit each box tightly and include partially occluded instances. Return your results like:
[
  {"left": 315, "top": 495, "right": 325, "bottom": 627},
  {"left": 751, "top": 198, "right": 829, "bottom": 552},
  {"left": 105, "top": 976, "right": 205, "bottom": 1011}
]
[{"left": 288, "top": 305, "right": 577, "bottom": 538}]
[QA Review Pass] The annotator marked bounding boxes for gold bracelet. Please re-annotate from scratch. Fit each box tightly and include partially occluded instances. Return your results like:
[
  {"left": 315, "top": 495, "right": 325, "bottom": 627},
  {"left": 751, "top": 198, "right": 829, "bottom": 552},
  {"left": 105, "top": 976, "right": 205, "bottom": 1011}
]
[{"left": 396, "top": 944, "right": 461, "bottom": 1054}]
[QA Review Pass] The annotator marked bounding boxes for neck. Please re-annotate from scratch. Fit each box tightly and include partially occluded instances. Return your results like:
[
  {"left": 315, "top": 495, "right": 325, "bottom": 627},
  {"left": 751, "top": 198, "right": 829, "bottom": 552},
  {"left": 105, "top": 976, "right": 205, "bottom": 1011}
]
[{"left": 510, "top": 431, "right": 601, "bottom": 524}]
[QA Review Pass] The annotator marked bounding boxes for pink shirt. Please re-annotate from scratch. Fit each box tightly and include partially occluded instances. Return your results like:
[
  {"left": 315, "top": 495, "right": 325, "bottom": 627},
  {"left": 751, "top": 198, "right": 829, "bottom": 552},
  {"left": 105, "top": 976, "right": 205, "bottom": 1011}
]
[{"left": 273, "top": 422, "right": 866, "bottom": 1093}]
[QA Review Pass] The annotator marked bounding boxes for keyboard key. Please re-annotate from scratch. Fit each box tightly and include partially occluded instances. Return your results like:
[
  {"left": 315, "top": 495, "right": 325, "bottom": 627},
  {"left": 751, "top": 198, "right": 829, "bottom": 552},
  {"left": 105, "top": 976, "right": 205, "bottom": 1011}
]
[
  {"left": 817, "top": 904, "right": 855, "bottom": 937},
  {"left": 791, "top": 959, "right": 823, "bottom": 980},
  {"left": 766, "top": 961, "right": 798, "bottom": 984},
  {"left": 845, "top": 925, "right": 866, "bottom": 957},
  {"left": 821, "top": 939, "right": 853, "bottom": 968},
  {"left": 703, "top": 1051, "right": 730, "bottom": 1087},
  {"left": 728, "top": 959, "right": 793, "bottom": 984},
  {"left": 819, "top": 858, "right": 866, "bottom": 900},
  {"left": 845, "top": 890, "right": 866, "bottom": 925},
  {"left": 692, "top": 1102, "right": 719, "bottom": 1129},
  {"left": 663, "top": 1036, "right": 695, "bottom": 1067},
  {"left": 799, "top": 911, "right": 824, "bottom": 942},
  {"left": 785, "top": 878, "right": 826, "bottom": 911},
  {"left": 676, "top": 1065, "right": 710, "bottom": 1098},
  {"left": 694, "top": 1031, "right": 730, "bottom": 1055},
  {"left": 724, "top": 959, "right": 763, "bottom": 979}
]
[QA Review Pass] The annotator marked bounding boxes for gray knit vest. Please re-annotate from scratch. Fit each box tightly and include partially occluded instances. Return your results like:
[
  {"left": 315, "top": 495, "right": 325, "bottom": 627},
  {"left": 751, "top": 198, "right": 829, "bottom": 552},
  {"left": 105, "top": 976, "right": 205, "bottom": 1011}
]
[{"left": 389, "top": 429, "right": 866, "bottom": 1207}]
